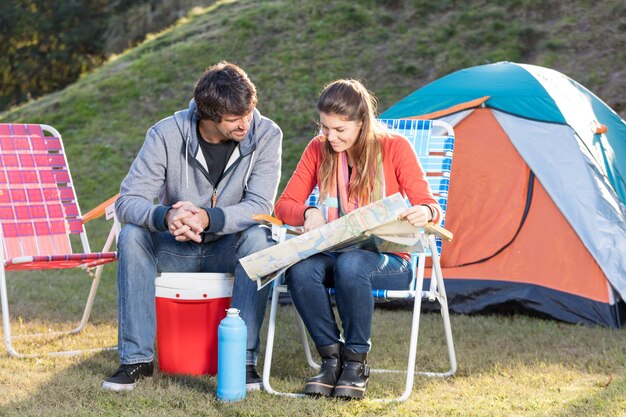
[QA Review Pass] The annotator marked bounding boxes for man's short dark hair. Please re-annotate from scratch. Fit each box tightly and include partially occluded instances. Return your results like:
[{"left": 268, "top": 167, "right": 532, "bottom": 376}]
[{"left": 193, "top": 61, "right": 258, "bottom": 122}]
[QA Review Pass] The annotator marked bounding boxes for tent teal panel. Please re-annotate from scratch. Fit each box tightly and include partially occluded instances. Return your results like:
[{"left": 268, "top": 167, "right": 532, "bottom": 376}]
[
  {"left": 382, "top": 62, "right": 566, "bottom": 123},
  {"left": 585, "top": 91, "right": 626, "bottom": 203},
  {"left": 383, "top": 61, "right": 626, "bottom": 204}
]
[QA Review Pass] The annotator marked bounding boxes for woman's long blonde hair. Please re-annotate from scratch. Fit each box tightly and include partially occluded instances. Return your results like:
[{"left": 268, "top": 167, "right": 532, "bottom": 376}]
[{"left": 317, "top": 79, "right": 385, "bottom": 203}]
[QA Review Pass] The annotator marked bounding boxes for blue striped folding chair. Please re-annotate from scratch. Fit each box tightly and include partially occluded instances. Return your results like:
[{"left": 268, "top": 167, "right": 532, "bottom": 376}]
[{"left": 261, "top": 119, "right": 457, "bottom": 402}]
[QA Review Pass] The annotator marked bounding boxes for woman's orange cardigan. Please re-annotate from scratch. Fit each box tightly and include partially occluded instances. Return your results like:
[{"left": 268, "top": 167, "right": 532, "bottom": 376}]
[{"left": 275, "top": 133, "right": 441, "bottom": 227}]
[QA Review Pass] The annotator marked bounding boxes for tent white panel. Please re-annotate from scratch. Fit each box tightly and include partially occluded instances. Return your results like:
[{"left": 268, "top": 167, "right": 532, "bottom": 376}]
[{"left": 494, "top": 110, "right": 626, "bottom": 300}]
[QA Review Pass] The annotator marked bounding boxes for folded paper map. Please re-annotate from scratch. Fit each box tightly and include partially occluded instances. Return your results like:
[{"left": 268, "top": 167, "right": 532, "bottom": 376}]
[{"left": 240, "top": 193, "right": 452, "bottom": 289}]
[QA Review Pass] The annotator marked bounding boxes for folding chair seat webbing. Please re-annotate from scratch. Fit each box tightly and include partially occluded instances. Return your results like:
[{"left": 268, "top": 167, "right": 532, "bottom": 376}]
[{"left": 0, "top": 123, "right": 83, "bottom": 259}]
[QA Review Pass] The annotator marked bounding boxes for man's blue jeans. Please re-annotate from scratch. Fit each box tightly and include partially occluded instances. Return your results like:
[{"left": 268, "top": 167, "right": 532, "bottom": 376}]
[
  {"left": 285, "top": 249, "right": 411, "bottom": 354},
  {"left": 116, "top": 223, "right": 273, "bottom": 366}
]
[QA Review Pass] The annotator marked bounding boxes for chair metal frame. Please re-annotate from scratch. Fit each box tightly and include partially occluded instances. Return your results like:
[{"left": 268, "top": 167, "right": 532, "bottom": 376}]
[
  {"left": 261, "top": 119, "right": 458, "bottom": 402},
  {"left": 0, "top": 123, "right": 118, "bottom": 357}
]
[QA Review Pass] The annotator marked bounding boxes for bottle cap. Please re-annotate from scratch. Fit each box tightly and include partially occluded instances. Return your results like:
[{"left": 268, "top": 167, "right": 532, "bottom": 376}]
[{"left": 226, "top": 307, "right": 240, "bottom": 317}]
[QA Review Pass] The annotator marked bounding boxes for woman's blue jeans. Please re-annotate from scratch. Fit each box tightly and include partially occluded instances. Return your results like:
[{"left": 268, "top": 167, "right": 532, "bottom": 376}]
[
  {"left": 116, "top": 223, "right": 273, "bottom": 366},
  {"left": 285, "top": 249, "right": 411, "bottom": 354}
]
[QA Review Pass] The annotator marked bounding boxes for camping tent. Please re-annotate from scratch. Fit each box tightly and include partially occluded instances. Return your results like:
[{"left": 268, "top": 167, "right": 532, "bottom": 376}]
[{"left": 381, "top": 61, "right": 626, "bottom": 327}]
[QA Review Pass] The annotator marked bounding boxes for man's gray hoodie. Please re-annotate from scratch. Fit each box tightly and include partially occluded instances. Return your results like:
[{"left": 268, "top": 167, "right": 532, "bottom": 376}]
[{"left": 115, "top": 100, "right": 282, "bottom": 241}]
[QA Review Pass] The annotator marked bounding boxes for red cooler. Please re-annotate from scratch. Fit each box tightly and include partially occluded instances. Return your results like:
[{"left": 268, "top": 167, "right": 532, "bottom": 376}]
[{"left": 155, "top": 273, "right": 233, "bottom": 376}]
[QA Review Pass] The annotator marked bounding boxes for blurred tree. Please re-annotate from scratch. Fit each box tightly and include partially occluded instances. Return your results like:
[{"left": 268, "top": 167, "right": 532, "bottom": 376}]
[
  {"left": 0, "top": 0, "right": 113, "bottom": 110},
  {"left": 0, "top": 0, "right": 214, "bottom": 112}
]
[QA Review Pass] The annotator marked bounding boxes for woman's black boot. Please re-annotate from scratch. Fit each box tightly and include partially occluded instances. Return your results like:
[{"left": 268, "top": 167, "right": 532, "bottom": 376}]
[
  {"left": 304, "top": 343, "right": 343, "bottom": 396},
  {"left": 333, "top": 348, "right": 370, "bottom": 399}
]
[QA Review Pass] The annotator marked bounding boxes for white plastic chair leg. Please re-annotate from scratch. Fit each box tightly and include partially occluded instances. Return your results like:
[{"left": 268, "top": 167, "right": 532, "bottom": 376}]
[
  {"left": 370, "top": 251, "right": 427, "bottom": 403},
  {"left": 72, "top": 224, "right": 118, "bottom": 334},
  {"left": 1, "top": 265, "right": 19, "bottom": 357},
  {"left": 1, "top": 264, "right": 98, "bottom": 358},
  {"left": 1, "top": 265, "right": 115, "bottom": 358},
  {"left": 421, "top": 234, "right": 457, "bottom": 377},
  {"left": 262, "top": 282, "right": 306, "bottom": 397},
  {"left": 262, "top": 237, "right": 457, "bottom": 401},
  {"left": 0, "top": 224, "right": 118, "bottom": 358}
]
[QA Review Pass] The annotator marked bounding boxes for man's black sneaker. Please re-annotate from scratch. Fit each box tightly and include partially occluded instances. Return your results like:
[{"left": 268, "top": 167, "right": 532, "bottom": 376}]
[
  {"left": 246, "top": 364, "right": 262, "bottom": 391},
  {"left": 102, "top": 362, "right": 154, "bottom": 391}
]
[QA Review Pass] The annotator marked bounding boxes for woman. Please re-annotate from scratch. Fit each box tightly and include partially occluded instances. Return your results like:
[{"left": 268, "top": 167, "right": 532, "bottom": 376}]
[{"left": 274, "top": 79, "right": 441, "bottom": 399}]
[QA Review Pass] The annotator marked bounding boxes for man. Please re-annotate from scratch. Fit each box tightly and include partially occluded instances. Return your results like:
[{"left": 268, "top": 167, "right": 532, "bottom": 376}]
[{"left": 102, "top": 62, "right": 282, "bottom": 391}]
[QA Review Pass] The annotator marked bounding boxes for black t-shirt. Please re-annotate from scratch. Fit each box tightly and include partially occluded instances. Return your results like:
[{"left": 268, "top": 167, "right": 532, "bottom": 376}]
[{"left": 197, "top": 130, "right": 238, "bottom": 186}]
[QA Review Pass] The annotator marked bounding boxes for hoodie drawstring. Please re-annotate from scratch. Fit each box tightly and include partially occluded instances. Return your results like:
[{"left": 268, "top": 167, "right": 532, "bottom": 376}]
[
  {"left": 185, "top": 135, "right": 189, "bottom": 188},
  {"left": 243, "top": 149, "right": 255, "bottom": 190}
]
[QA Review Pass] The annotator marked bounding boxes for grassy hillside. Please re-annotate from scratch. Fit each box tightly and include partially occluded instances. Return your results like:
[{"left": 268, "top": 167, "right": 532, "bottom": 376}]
[
  {"left": 1, "top": 0, "right": 624, "bottom": 216},
  {"left": 1, "top": 2, "right": 625, "bottom": 415}
]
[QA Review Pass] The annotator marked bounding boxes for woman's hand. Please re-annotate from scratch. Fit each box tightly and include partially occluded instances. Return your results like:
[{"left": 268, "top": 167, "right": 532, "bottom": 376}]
[
  {"left": 303, "top": 207, "right": 326, "bottom": 232},
  {"left": 398, "top": 205, "right": 431, "bottom": 228}
]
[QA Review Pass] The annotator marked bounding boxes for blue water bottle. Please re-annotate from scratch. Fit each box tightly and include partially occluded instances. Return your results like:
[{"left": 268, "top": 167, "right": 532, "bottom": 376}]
[{"left": 217, "top": 308, "right": 247, "bottom": 401}]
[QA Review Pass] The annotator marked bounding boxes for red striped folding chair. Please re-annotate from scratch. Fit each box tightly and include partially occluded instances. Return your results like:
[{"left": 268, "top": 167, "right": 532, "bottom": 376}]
[{"left": 0, "top": 123, "right": 118, "bottom": 357}]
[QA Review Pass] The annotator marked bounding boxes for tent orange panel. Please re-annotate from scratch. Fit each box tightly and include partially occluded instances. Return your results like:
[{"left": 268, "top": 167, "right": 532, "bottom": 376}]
[
  {"left": 439, "top": 109, "right": 610, "bottom": 303},
  {"left": 440, "top": 109, "right": 529, "bottom": 265},
  {"left": 443, "top": 177, "right": 609, "bottom": 302}
]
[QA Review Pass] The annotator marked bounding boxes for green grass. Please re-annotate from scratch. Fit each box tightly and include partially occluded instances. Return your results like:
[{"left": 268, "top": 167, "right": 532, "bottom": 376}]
[
  {"left": 0, "top": 0, "right": 625, "bottom": 415},
  {"left": 0, "top": 290, "right": 625, "bottom": 416}
]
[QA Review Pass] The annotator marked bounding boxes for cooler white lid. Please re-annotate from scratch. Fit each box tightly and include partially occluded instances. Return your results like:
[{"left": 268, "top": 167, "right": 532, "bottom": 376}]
[{"left": 155, "top": 273, "right": 233, "bottom": 300}]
